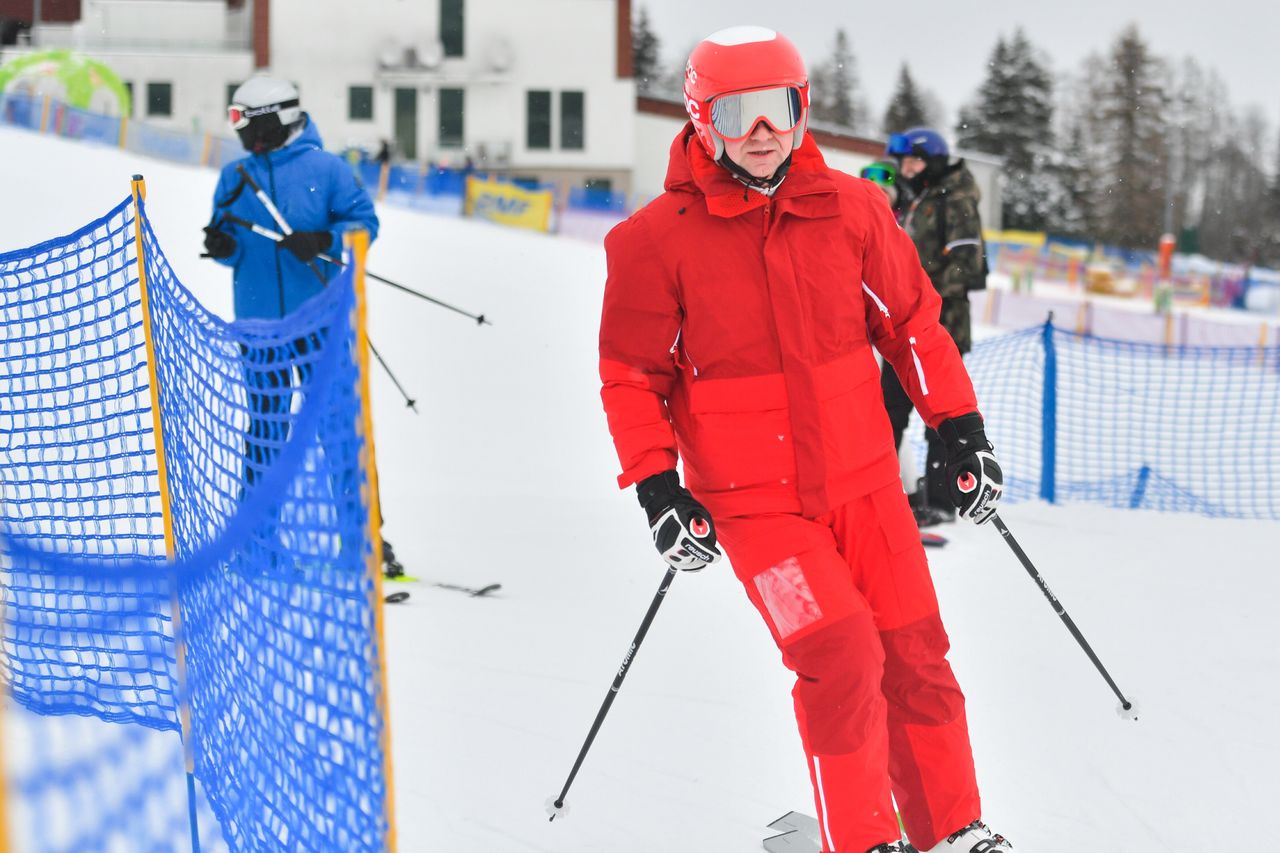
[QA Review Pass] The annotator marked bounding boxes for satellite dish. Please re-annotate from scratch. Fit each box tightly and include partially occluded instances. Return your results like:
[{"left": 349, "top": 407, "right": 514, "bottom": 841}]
[
  {"left": 486, "top": 37, "right": 513, "bottom": 72},
  {"left": 378, "top": 42, "right": 402, "bottom": 69},
  {"left": 416, "top": 40, "right": 444, "bottom": 69}
]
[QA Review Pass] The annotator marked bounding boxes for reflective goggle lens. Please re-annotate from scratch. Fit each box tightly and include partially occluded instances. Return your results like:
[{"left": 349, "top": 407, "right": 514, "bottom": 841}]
[
  {"left": 709, "top": 87, "right": 803, "bottom": 140},
  {"left": 885, "top": 132, "right": 913, "bottom": 156},
  {"left": 860, "top": 164, "right": 896, "bottom": 185},
  {"left": 227, "top": 104, "right": 249, "bottom": 130}
]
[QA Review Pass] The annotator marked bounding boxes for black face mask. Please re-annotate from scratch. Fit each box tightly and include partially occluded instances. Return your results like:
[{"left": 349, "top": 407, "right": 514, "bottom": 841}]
[{"left": 237, "top": 113, "right": 292, "bottom": 154}]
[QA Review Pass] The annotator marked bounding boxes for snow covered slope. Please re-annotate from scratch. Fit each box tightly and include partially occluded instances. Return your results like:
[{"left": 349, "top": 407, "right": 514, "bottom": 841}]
[{"left": 2, "top": 125, "right": 1276, "bottom": 852}]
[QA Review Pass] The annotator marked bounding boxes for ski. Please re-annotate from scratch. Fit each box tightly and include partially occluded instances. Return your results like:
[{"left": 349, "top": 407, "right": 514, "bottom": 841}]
[
  {"left": 384, "top": 591, "right": 410, "bottom": 604},
  {"left": 764, "top": 812, "right": 821, "bottom": 853},
  {"left": 433, "top": 582, "right": 501, "bottom": 597},
  {"left": 383, "top": 574, "right": 502, "bottom": 598},
  {"left": 921, "top": 531, "right": 948, "bottom": 548}
]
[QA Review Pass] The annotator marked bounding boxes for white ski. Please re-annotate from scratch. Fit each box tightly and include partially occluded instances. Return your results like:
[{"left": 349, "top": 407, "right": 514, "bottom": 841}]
[{"left": 763, "top": 811, "right": 822, "bottom": 853}]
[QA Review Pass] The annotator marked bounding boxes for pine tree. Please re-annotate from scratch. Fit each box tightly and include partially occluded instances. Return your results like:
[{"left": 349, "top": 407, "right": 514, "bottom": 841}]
[
  {"left": 1080, "top": 25, "right": 1170, "bottom": 249},
  {"left": 882, "top": 64, "right": 931, "bottom": 135},
  {"left": 956, "top": 29, "right": 1057, "bottom": 230},
  {"left": 632, "top": 5, "right": 661, "bottom": 94},
  {"left": 810, "top": 29, "right": 866, "bottom": 131}
]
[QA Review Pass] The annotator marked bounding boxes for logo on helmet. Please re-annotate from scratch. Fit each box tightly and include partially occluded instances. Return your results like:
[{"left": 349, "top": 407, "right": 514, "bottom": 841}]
[{"left": 685, "top": 61, "right": 697, "bottom": 85}]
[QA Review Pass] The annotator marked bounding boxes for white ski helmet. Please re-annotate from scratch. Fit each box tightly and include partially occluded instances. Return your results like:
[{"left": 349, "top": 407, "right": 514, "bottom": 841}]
[{"left": 228, "top": 75, "right": 302, "bottom": 152}]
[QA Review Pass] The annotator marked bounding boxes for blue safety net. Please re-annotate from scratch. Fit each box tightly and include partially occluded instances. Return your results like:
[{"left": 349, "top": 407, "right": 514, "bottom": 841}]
[
  {"left": 0, "top": 195, "right": 390, "bottom": 850},
  {"left": 907, "top": 321, "right": 1280, "bottom": 519}
]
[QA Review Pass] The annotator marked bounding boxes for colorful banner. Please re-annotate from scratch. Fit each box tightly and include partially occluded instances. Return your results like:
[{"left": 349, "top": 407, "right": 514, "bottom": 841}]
[{"left": 464, "top": 175, "right": 553, "bottom": 232}]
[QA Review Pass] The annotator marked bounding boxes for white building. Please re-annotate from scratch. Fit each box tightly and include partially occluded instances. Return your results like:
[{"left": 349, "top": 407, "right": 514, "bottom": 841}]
[
  {"left": 4, "top": 0, "right": 638, "bottom": 192},
  {"left": 2, "top": 0, "right": 1000, "bottom": 217}
]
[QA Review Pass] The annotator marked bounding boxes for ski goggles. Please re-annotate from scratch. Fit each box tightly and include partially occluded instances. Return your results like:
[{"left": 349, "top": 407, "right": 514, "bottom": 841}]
[
  {"left": 859, "top": 163, "right": 897, "bottom": 185},
  {"left": 708, "top": 86, "right": 804, "bottom": 141},
  {"left": 227, "top": 99, "right": 299, "bottom": 130}
]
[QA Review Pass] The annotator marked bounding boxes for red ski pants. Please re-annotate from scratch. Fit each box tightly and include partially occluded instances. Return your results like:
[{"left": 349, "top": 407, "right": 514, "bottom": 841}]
[{"left": 716, "top": 482, "right": 980, "bottom": 852}]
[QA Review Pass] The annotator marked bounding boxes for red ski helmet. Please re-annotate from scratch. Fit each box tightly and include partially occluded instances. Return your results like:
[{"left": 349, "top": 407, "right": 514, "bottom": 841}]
[{"left": 683, "top": 26, "right": 810, "bottom": 160}]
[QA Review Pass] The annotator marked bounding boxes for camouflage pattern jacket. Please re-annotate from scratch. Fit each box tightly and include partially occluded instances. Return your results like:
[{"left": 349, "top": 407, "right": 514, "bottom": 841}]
[{"left": 901, "top": 161, "right": 984, "bottom": 353}]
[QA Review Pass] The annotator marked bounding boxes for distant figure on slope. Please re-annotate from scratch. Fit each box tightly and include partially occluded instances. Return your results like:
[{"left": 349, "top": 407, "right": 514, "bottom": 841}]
[
  {"left": 881, "top": 127, "right": 988, "bottom": 528},
  {"left": 597, "top": 26, "right": 1008, "bottom": 853},
  {"left": 202, "top": 75, "right": 404, "bottom": 579}
]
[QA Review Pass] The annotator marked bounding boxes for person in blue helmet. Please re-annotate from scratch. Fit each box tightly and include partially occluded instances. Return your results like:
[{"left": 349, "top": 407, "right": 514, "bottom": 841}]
[
  {"left": 881, "top": 127, "right": 988, "bottom": 527},
  {"left": 202, "top": 76, "right": 407, "bottom": 577}
]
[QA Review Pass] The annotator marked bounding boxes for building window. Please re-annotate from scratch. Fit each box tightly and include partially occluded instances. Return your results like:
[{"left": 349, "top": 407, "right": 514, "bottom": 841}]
[
  {"left": 146, "top": 82, "right": 172, "bottom": 117},
  {"left": 560, "top": 90, "right": 584, "bottom": 150},
  {"left": 349, "top": 86, "right": 374, "bottom": 121},
  {"left": 526, "top": 91, "right": 550, "bottom": 150},
  {"left": 226, "top": 83, "right": 240, "bottom": 106},
  {"left": 584, "top": 177, "right": 612, "bottom": 192},
  {"left": 441, "top": 0, "right": 464, "bottom": 58},
  {"left": 122, "top": 81, "right": 134, "bottom": 117},
  {"left": 439, "top": 88, "right": 465, "bottom": 148}
]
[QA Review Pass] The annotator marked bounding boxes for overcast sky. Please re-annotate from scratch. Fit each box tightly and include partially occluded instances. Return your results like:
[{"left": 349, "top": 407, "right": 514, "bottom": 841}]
[{"left": 638, "top": 0, "right": 1279, "bottom": 135}]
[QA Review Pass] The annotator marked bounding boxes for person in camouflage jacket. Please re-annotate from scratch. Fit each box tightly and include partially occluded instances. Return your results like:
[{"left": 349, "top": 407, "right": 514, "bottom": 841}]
[{"left": 880, "top": 127, "right": 987, "bottom": 525}]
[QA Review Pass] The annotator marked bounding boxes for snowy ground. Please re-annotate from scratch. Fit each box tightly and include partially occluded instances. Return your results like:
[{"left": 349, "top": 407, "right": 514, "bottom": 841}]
[{"left": 3, "top": 125, "right": 1279, "bottom": 852}]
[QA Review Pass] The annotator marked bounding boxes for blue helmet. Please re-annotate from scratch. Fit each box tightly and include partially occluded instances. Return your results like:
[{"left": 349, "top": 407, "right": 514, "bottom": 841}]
[{"left": 885, "top": 127, "right": 949, "bottom": 159}]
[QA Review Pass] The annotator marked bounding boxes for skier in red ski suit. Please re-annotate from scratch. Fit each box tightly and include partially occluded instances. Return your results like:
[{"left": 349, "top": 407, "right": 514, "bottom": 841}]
[{"left": 598, "top": 27, "right": 1009, "bottom": 853}]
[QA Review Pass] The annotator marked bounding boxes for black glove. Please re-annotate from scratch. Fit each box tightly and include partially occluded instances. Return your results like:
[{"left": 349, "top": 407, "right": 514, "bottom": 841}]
[
  {"left": 636, "top": 470, "right": 722, "bottom": 571},
  {"left": 278, "top": 230, "right": 332, "bottom": 262},
  {"left": 938, "top": 412, "right": 1003, "bottom": 525},
  {"left": 201, "top": 226, "right": 236, "bottom": 259}
]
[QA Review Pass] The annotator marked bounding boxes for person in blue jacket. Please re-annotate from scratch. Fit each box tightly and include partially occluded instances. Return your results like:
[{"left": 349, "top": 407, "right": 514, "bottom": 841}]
[
  {"left": 203, "top": 74, "right": 379, "bottom": 319},
  {"left": 202, "top": 75, "right": 406, "bottom": 576}
]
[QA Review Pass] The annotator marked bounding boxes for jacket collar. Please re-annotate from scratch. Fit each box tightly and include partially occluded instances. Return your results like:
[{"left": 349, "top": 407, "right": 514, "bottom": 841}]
[
  {"left": 664, "top": 122, "right": 840, "bottom": 220},
  {"left": 253, "top": 114, "right": 324, "bottom": 166}
]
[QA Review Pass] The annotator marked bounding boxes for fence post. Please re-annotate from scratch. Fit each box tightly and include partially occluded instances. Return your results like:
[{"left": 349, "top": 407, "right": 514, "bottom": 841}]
[
  {"left": 1040, "top": 314, "right": 1057, "bottom": 504},
  {"left": 130, "top": 175, "right": 201, "bottom": 852},
  {"left": 39, "top": 95, "right": 50, "bottom": 132},
  {"left": 347, "top": 228, "right": 399, "bottom": 852},
  {"left": 118, "top": 114, "right": 129, "bottom": 149}
]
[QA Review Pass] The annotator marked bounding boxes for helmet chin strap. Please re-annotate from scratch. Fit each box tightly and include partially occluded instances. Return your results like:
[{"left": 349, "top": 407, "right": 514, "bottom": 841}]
[{"left": 718, "top": 151, "right": 793, "bottom": 192}]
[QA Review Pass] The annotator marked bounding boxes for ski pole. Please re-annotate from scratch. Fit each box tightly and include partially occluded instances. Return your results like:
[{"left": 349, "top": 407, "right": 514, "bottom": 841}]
[
  {"left": 368, "top": 340, "right": 417, "bottom": 412},
  {"left": 212, "top": 212, "right": 420, "bottom": 412},
  {"left": 546, "top": 565, "right": 678, "bottom": 822},
  {"left": 990, "top": 512, "right": 1139, "bottom": 720},
  {"left": 232, "top": 166, "right": 490, "bottom": 326}
]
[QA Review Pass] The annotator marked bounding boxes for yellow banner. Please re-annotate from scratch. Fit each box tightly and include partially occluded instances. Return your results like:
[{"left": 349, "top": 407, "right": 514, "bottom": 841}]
[
  {"left": 465, "top": 175, "right": 554, "bottom": 232},
  {"left": 983, "top": 228, "right": 1047, "bottom": 248}
]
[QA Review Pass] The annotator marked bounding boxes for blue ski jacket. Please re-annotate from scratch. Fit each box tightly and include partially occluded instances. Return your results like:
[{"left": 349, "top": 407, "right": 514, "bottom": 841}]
[{"left": 209, "top": 116, "right": 379, "bottom": 319}]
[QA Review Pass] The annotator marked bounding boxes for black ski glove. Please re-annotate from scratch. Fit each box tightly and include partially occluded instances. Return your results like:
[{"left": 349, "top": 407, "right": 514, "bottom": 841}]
[
  {"left": 201, "top": 226, "right": 237, "bottom": 259},
  {"left": 636, "top": 470, "right": 722, "bottom": 571},
  {"left": 279, "top": 230, "right": 332, "bottom": 262},
  {"left": 938, "top": 412, "right": 1003, "bottom": 525}
]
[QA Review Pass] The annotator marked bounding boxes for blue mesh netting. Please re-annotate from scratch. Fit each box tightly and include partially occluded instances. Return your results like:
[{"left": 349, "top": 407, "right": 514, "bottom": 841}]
[
  {"left": 907, "top": 321, "right": 1280, "bottom": 519},
  {"left": 1, "top": 195, "right": 390, "bottom": 850}
]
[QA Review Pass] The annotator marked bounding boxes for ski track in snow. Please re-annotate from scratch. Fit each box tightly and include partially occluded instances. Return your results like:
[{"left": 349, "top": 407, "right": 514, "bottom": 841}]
[{"left": 2, "top": 125, "right": 1278, "bottom": 852}]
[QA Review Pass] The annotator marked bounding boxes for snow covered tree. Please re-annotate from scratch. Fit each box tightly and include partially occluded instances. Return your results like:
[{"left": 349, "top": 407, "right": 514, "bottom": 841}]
[
  {"left": 1078, "top": 25, "right": 1170, "bottom": 250},
  {"left": 882, "top": 64, "right": 933, "bottom": 135},
  {"left": 632, "top": 5, "right": 661, "bottom": 94},
  {"left": 809, "top": 29, "right": 868, "bottom": 132},
  {"left": 955, "top": 28, "right": 1057, "bottom": 230}
]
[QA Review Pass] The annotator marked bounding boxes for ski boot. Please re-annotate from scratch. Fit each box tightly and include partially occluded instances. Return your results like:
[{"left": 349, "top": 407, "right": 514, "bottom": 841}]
[
  {"left": 382, "top": 539, "right": 406, "bottom": 579},
  {"left": 868, "top": 842, "right": 917, "bottom": 853},
  {"left": 923, "top": 820, "right": 1012, "bottom": 852}
]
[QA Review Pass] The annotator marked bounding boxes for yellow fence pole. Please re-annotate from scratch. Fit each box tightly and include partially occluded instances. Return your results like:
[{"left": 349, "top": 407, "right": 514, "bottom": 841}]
[
  {"left": 118, "top": 114, "right": 129, "bottom": 149},
  {"left": 39, "top": 95, "right": 50, "bottom": 132},
  {"left": 130, "top": 175, "right": 202, "bottom": 850},
  {"left": 347, "top": 228, "right": 399, "bottom": 851},
  {"left": 0, "top": 593, "right": 10, "bottom": 853}
]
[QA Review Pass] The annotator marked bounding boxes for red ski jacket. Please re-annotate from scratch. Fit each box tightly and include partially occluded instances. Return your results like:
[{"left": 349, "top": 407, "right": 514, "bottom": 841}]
[{"left": 600, "top": 125, "right": 979, "bottom": 519}]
